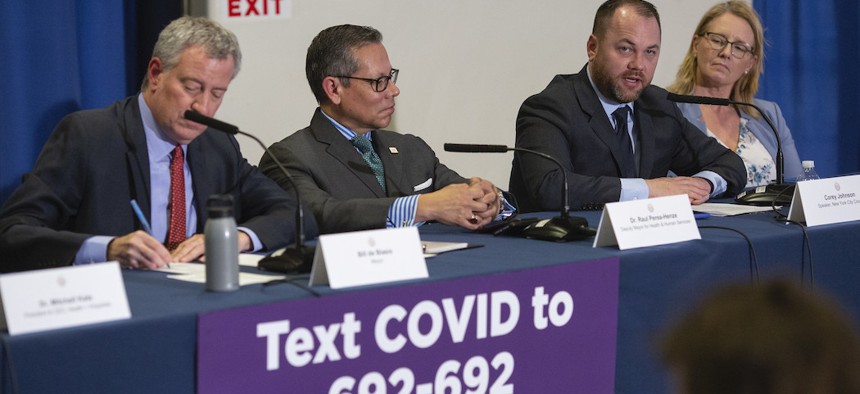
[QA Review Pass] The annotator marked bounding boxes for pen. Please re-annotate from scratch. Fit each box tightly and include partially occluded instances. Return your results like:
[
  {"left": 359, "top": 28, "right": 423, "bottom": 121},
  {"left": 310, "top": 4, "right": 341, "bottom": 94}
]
[
  {"left": 130, "top": 199, "right": 153, "bottom": 234},
  {"left": 130, "top": 199, "right": 170, "bottom": 268},
  {"left": 693, "top": 212, "right": 711, "bottom": 220}
]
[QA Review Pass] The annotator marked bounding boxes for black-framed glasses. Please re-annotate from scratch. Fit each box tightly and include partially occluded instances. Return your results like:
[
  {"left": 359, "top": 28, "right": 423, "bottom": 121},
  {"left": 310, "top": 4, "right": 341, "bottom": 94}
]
[
  {"left": 699, "top": 32, "right": 753, "bottom": 59},
  {"left": 334, "top": 68, "right": 399, "bottom": 92}
]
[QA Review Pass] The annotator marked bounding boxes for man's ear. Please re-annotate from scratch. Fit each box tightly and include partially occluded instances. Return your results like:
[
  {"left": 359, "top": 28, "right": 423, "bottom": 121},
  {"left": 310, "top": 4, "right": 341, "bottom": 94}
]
[
  {"left": 322, "top": 76, "right": 342, "bottom": 105},
  {"left": 147, "top": 57, "right": 165, "bottom": 91},
  {"left": 586, "top": 34, "right": 598, "bottom": 62}
]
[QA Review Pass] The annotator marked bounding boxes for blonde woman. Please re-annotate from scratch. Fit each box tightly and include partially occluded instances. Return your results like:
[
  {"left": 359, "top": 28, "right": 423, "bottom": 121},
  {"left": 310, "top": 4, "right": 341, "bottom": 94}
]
[{"left": 668, "top": 1, "right": 801, "bottom": 187}]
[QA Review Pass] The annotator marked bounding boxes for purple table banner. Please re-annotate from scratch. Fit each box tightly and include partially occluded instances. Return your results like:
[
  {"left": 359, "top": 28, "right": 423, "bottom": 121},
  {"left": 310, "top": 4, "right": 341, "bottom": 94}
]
[{"left": 198, "top": 257, "right": 620, "bottom": 393}]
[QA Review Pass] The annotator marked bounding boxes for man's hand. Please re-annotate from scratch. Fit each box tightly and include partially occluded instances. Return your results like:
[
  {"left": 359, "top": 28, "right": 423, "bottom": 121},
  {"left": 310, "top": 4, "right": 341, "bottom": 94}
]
[
  {"left": 107, "top": 231, "right": 172, "bottom": 269},
  {"left": 416, "top": 183, "right": 491, "bottom": 230},
  {"left": 468, "top": 177, "right": 502, "bottom": 222},
  {"left": 645, "top": 177, "right": 712, "bottom": 205},
  {"left": 170, "top": 234, "right": 206, "bottom": 262},
  {"left": 174, "top": 231, "right": 253, "bottom": 263}
]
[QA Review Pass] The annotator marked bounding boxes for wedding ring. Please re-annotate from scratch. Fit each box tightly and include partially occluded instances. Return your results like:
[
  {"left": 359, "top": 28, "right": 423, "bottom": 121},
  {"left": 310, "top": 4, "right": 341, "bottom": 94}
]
[{"left": 470, "top": 213, "right": 477, "bottom": 221}]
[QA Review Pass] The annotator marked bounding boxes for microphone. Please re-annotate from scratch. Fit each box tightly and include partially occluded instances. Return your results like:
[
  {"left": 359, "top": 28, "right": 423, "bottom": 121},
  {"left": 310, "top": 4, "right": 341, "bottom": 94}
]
[
  {"left": 184, "top": 110, "right": 314, "bottom": 273},
  {"left": 666, "top": 93, "right": 793, "bottom": 206},
  {"left": 443, "top": 143, "right": 509, "bottom": 153},
  {"left": 444, "top": 143, "right": 594, "bottom": 242}
]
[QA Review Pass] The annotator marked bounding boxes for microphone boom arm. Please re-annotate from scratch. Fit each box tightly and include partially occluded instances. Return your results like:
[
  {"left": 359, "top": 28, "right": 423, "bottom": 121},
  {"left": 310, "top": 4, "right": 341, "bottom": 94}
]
[
  {"left": 443, "top": 143, "right": 570, "bottom": 217},
  {"left": 183, "top": 110, "right": 306, "bottom": 249},
  {"left": 729, "top": 102, "right": 784, "bottom": 184},
  {"left": 666, "top": 93, "right": 784, "bottom": 184}
]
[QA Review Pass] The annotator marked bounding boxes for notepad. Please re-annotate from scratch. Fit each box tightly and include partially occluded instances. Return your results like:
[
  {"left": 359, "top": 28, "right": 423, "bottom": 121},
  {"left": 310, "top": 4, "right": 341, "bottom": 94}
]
[{"left": 694, "top": 203, "right": 777, "bottom": 216}]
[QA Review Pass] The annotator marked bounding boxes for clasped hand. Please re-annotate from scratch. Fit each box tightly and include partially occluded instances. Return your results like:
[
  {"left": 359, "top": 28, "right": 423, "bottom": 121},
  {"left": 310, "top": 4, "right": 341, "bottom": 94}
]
[{"left": 416, "top": 177, "right": 502, "bottom": 230}]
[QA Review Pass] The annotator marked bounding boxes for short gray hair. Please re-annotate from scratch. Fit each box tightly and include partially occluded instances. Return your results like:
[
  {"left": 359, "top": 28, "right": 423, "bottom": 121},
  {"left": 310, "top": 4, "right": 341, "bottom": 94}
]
[{"left": 141, "top": 16, "right": 241, "bottom": 90}]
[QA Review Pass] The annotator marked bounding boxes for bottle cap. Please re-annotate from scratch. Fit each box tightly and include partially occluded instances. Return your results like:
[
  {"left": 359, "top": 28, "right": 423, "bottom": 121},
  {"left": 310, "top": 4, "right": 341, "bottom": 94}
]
[
  {"left": 801, "top": 160, "right": 815, "bottom": 169},
  {"left": 207, "top": 194, "right": 234, "bottom": 218}
]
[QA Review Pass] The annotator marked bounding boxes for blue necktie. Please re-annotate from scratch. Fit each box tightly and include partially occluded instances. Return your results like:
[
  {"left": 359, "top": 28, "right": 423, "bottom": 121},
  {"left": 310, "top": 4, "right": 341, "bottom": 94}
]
[
  {"left": 351, "top": 135, "right": 387, "bottom": 193},
  {"left": 613, "top": 106, "right": 636, "bottom": 178}
]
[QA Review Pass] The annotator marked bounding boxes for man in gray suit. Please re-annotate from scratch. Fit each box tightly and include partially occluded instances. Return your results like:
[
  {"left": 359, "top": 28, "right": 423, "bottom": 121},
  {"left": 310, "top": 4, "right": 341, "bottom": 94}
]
[{"left": 261, "top": 25, "right": 511, "bottom": 234}]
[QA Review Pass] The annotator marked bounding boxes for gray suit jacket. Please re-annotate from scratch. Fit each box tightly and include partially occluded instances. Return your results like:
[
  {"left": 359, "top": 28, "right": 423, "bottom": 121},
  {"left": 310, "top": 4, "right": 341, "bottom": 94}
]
[
  {"left": 260, "top": 109, "right": 467, "bottom": 233},
  {"left": 676, "top": 100, "right": 802, "bottom": 182},
  {"left": 0, "top": 96, "right": 316, "bottom": 272},
  {"left": 510, "top": 65, "right": 746, "bottom": 212}
]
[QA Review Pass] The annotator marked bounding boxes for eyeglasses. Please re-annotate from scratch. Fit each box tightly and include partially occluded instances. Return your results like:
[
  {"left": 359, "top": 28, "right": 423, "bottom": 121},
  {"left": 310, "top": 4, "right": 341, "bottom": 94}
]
[
  {"left": 699, "top": 32, "right": 753, "bottom": 59},
  {"left": 334, "top": 68, "right": 399, "bottom": 92}
]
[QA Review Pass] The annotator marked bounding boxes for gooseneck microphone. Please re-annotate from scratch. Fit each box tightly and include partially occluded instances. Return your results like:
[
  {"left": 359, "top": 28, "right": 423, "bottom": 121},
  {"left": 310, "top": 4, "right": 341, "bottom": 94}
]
[
  {"left": 184, "top": 110, "right": 314, "bottom": 273},
  {"left": 445, "top": 144, "right": 570, "bottom": 215},
  {"left": 444, "top": 143, "right": 593, "bottom": 242},
  {"left": 666, "top": 93, "right": 793, "bottom": 206}
]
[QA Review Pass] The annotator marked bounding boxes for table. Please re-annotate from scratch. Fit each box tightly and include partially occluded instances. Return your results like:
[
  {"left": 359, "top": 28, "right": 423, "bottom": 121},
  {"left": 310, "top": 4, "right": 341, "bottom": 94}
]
[{"left": 2, "top": 210, "right": 858, "bottom": 393}]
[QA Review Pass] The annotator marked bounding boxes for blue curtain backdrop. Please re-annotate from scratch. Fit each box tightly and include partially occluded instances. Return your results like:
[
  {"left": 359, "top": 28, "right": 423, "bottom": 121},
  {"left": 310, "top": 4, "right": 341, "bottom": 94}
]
[
  {"left": 0, "top": 1, "right": 179, "bottom": 205},
  {"left": 0, "top": 1, "right": 128, "bottom": 203},
  {"left": 755, "top": 0, "right": 860, "bottom": 178}
]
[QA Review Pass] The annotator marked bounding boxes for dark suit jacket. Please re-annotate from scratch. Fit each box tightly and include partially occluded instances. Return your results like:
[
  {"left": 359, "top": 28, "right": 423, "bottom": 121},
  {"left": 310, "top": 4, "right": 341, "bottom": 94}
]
[
  {"left": 0, "top": 96, "right": 317, "bottom": 272},
  {"left": 510, "top": 65, "right": 746, "bottom": 212},
  {"left": 260, "top": 109, "right": 467, "bottom": 234}
]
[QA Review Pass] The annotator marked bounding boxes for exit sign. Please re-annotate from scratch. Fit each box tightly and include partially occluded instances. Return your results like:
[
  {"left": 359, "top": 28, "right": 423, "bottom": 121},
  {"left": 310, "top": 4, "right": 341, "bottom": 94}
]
[{"left": 223, "top": 0, "right": 291, "bottom": 20}]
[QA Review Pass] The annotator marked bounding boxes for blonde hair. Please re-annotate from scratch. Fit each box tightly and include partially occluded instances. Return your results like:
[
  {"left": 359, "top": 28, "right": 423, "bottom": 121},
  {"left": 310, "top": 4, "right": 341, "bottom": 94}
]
[{"left": 667, "top": 1, "right": 765, "bottom": 117}]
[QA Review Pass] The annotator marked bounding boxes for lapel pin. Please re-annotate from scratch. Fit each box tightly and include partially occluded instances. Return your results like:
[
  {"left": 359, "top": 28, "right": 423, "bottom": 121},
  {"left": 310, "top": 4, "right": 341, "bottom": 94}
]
[{"left": 389, "top": 147, "right": 399, "bottom": 154}]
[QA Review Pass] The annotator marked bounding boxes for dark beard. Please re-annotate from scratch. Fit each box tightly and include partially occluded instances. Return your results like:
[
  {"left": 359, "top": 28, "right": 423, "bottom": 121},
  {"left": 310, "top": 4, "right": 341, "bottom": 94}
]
[{"left": 591, "top": 64, "right": 646, "bottom": 103}]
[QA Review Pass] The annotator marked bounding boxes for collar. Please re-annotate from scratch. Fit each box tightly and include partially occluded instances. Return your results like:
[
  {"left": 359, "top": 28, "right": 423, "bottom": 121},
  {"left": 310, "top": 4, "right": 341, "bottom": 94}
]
[
  {"left": 138, "top": 94, "right": 186, "bottom": 162},
  {"left": 320, "top": 108, "right": 373, "bottom": 142},
  {"left": 586, "top": 64, "right": 636, "bottom": 123}
]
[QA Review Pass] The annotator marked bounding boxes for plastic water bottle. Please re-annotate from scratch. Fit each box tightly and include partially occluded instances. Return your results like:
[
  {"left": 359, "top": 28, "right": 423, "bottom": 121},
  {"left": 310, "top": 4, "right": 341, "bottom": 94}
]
[
  {"left": 205, "top": 195, "right": 239, "bottom": 292},
  {"left": 795, "top": 160, "right": 820, "bottom": 182}
]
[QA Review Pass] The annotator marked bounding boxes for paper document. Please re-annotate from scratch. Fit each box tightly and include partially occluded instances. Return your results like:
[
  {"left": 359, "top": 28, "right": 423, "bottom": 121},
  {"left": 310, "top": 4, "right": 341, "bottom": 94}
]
[
  {"left": 154, "top": 255, "right": 282, "bottom": 286},
  {"left": 239, "top": 253, "right": 264, "bottom": 267},
  {"left": 694, "top": 203, "right": 777, "bottom": 217},
  {"left": 421, "top": 241, "right": 471, "bottom": 257}
]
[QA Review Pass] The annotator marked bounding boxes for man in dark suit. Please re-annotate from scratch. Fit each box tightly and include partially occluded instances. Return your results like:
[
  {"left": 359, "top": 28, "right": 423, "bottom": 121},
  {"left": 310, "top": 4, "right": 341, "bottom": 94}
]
[
  {"left": 510, "top": 0, "right": 746, "bottom": 212},
  {"left": 261, "top": 25, "right": 512, "bottom": 234},
  {"left": 0, "top": 17, "right": 316, "bottom": 272}
]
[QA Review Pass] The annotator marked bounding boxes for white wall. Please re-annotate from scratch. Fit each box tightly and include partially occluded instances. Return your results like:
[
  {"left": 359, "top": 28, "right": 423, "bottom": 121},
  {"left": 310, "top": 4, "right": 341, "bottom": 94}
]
[{"left": 199, "top": 0, "right": 722, "bottom": 189}]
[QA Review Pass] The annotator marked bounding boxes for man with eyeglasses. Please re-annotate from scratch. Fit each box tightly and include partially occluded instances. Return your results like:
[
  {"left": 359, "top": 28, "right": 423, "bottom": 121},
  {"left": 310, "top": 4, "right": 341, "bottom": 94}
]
[
  {"left": 261, "top": 24, "right": 514, "bottom": 234},
  {"left": 510, "top": 0, "right": 746, "bottom": 212}
]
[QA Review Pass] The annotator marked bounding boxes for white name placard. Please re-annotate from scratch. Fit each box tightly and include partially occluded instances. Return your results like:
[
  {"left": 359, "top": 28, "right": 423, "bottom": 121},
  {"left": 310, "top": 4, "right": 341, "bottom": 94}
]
[
  {"left": 0, "top": 262, "right": 131, "bottom": 335},
  {"left": 788, "top": 175, "right": 860, "bottom": 226},
  {"left": 309, "top": 227, "right": 428, "bottom": 289},
  {"left": 593, "top": 194, "right": 701, "bottom": 250}
]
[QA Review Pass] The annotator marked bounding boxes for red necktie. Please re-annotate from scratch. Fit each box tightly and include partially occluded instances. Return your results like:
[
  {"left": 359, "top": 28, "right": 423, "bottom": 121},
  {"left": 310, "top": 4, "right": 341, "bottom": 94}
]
[{"left": 166, "top": 146, "right": 186, "bottom": 250}]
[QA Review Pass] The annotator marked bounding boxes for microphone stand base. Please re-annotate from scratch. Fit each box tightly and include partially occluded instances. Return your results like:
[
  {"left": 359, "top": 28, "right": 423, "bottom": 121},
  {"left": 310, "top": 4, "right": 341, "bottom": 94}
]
[
  {"left": 735, "top": 183, "right": 796, "bottom": 206},
  {"left": 258, "top": 245, "right": 316, "bottom": 274},
  {"left": 520, "top": 215, "right": 596, "bottom": 242}
]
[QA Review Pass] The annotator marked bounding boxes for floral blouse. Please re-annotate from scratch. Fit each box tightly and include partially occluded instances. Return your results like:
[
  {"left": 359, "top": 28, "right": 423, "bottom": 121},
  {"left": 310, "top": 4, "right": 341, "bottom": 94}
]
[{"left": 706, "top": 118, "right": 775, "bottom": 188}]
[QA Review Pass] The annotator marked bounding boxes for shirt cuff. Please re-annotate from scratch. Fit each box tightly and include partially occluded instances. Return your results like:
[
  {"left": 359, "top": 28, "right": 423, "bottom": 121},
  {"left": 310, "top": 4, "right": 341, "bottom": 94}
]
[
  {"left": 620, "top": 178, "right": 649, "bottom": 201},
  {"left": 387, "top": 195, "right": 423, "bottom": 228},
  {"left": 693, "top": 170, "right": 727, "bottom": 197},
  {"left": 496, "top": 192, "right": 517, "bottom": 221},
  {"left": 238, "top": 227, "right": 263, "bottom": 252},
  {"left": 74, "top": 236, "right": 114, "bottom": 265}
]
